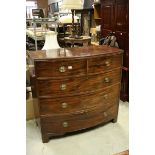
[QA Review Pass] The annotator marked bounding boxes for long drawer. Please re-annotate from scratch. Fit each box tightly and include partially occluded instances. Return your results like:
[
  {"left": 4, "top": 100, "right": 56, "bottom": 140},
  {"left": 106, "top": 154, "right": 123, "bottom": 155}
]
[
  {"left": 88, "top": 55, "right": 122, "bottom": 73},
  {"left": 35, "top": 55, "right": 122, "bottom": 78},
  {"left": 37, "top": 69, "right": 121, "bottom": 97},
  {"left": 35, "top": 59, "right": 86, "bottom": 77},
  {"left": 40, "top": 105, "right": 118, "bottom": 133},
  {"left": 39, "top": 84, "right": 120, "bottom": 115}
]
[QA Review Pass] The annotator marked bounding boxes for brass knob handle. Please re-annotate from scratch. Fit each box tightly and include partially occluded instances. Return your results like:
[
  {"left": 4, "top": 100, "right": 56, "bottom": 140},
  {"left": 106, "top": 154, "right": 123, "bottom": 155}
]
[
  {"left": 105, "top": 61, "right": 111, "bottom": 66},
  {"left": 104, "top": 77, "right": 110, "bottom": 83},
  {"left": 63, "top": 122, "right": 68, "bottom": 127},
  {"left": 59, "top": 66, "right": 66, "bottom": 72},
  {"left": 103, "top": 94, "right": 108, "bottom": 99},
  {"left": 104, "top": 112, "right": 108, "bottom": 117},
  {"left": 61, "top": 102, "right": 68, "bottom": 108},
  {"left": 60, "top": 84, "right": 66, "bottom": 90}
]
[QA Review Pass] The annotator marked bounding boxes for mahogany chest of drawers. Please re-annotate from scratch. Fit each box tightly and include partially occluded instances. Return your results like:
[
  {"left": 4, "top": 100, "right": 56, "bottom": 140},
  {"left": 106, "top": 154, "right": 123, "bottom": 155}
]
[{"left": 27, "top": 45, "right": 123, "bottom": 143}]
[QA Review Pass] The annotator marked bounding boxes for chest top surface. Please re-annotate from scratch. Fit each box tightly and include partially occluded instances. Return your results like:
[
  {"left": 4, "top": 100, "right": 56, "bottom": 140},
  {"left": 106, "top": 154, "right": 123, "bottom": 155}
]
[{"left": 27, "top": 45, "right": 123, "bottom": 61}]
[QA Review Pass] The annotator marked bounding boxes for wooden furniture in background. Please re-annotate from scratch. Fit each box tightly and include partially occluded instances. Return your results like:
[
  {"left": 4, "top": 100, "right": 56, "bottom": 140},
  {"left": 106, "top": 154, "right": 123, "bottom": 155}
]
[
  {"left": 64, "top": 36, "right": 91, "bottom": 47},
  {"left": 57, "top": 23, "right": 80, "bottom": 37},
  {"left": 75, "top": 8, "right": 94, "bottom": 36},
  {"left": 57, "top": 23, "right": 81, "bottom": 47},
  {"left": 93, "top": 1, "right": 101, "bottom": 26},
  {"left": 26, "top": 93, "right": 35, "bottom": 120},
  {"left": 90, "top": 2, "right": 102, "bottom": 45},
  {"left": 37, "top": 0, "right": 48, "bottom": 17},
  {"left": 100, "top": 0, "right": 129, "bottom": 101},
  {"left": 27, "top": 46, "right": 123, "bottom": 143}
]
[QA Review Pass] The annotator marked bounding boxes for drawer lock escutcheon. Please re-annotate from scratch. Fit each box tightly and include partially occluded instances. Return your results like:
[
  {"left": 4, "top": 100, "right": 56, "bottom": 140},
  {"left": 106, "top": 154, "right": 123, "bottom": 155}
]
[
  {"left": 60, "top": 84, "right": 66, "bottom": 90},
  {"left": 63, "top": 122, "right": 68, "bottom": 128},
  {"left": 59, "top": 66, "right": 66, "bottom": 73},
  {"left": 68, "top": 66, "right": 73, "bottom": 70},
  {"left": 61, "top": 102, "right": 68, "bottom": 108}
]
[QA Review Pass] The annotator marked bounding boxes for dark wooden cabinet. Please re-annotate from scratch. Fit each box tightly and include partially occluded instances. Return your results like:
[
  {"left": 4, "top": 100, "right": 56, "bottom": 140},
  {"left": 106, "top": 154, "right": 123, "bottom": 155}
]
[
  {"left": 27, "top": 46, "right": 123, "bottom": 143},
  {"left": 101, "top": 0, "right": 115, "bottom": 35},
  {"left": 101, "top": 0, "right": 128, "bottom": 35},
  {"left": 115, "top": 0, "right": 129, "bottom": 32},
  {"left": 101, "top": 0, "right": 129, "bottom": 101}
]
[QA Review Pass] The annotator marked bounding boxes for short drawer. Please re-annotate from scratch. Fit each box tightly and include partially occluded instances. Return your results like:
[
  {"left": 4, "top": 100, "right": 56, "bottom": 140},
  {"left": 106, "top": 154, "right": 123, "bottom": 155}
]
[
  {"left": 39, "top": 84, "right": 120, "bottom": 115},
  {"left": 88, "top": 55, "right": 122, "bottom": 73},
  {"left": 37, "top": 69, "right": 121, "bottom": 97},
  {"left": 35, "top": 59, "right": 86, "bottom": 77},
  {"left": 41, "top": 105, "right": 118, "bottom": 133}
]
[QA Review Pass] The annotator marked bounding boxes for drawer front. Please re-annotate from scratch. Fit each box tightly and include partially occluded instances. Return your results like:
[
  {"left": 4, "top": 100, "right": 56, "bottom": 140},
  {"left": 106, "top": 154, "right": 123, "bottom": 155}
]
[
  {"left": 38, "top": 69, "right": 121, "bottom": 96},
  {"left": 41, "top": 105, "right": 118, "bottom": 133},
  {"left": 88, "top": 55, "right": 122, "bottom": 73},
  {"left": 39, "top": 84, "right": 120, "bottom": 115},
  {"left": 35, "top": 59, "right": 86, "bottom": 77}
]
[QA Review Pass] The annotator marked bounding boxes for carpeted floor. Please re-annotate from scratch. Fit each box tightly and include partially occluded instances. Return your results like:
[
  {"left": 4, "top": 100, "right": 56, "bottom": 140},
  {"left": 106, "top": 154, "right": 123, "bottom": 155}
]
[{"left": 26, "top": 101, "right": 129, "bottom": 155}]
